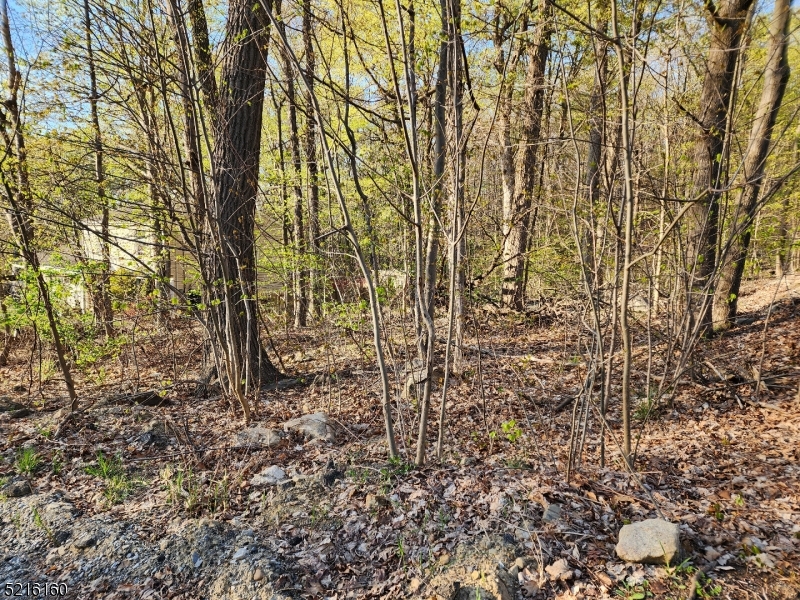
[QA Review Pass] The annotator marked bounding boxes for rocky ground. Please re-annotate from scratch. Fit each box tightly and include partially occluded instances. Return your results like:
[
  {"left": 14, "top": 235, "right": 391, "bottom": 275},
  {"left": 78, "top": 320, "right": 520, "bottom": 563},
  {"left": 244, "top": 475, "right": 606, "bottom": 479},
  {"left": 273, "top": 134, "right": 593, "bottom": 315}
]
[{"left": 1, "top": 279, "right": 799, "bottom": 599}]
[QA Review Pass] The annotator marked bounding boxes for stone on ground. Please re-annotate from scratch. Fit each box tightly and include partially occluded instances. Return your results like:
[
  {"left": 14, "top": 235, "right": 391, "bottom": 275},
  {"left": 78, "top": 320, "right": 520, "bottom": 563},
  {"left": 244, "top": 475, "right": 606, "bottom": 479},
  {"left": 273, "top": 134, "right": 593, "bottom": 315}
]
[
  {"left": 237, "top": 426, "right": 285, "bottom": 447},
  {"left": 2, "top": 478, "right": 32, "bottom": 498},
  {"left": 249, "top": 466, "right": 287, "bottom": 486},
  {"left": 615, "top": 518, "right": 680, "bottom": 564},
  {"left": 282, "top": 412, "right": 336, "bottom": 442}
]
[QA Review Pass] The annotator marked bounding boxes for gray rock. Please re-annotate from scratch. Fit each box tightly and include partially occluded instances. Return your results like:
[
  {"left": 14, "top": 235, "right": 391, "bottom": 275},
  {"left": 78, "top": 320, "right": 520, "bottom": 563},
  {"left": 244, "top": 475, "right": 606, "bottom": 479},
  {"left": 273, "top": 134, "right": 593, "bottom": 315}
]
[
  {"left": 616, "top": 518, "right": 680, "bottom": 564},
  {"left": 542, "top": 503, "right": 562, "bottom": 524},
  {"left": 232, "top": 547, "right": 249, "bottom": 561},
  {"left": 74, "top": 533, "right": 98, "bottom": 549},
  {"left": 282, "top": 412, "right": 336, "bottom": 442},
  {"left": 52, "top": 530, "right": 71, "bottom": 547},
  {"left": 249, "top": 466, "right": 286, "bottom": 486},
  {"left": 0, "top": 398, "right": 24, "bottom": 412},
  {"left": 3, "top": 478, "right": 32, "bottom": 498},
  {"left": 192, "top": 551, "right": 203, "bottom": 568},
  {"left": 237, "top": 427, "right": 285, "bottom": 447}
]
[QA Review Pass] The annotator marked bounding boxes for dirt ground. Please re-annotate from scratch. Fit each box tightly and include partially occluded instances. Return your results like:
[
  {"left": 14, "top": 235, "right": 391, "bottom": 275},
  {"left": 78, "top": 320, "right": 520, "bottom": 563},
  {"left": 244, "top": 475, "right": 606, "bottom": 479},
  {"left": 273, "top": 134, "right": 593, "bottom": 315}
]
[{"left": 1, "top": 277, "right": 798, "bottom": 599}]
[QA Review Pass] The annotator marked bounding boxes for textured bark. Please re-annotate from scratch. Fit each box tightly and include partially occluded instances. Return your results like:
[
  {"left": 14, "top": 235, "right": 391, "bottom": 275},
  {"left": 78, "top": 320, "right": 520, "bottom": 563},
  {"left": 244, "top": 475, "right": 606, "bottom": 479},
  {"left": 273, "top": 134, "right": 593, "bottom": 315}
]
[
  {"left": 303, "top": 0, "right": 320, "bottom": 318},
  {"left": 493, "top": 13, "right": 520, "bottom": 285},
  {"left": 501, "top": 0, "right": 551, "bottom": 310},
  {"left": 714, "top": 0, "right": 791, "bottom": 329},
  {"left": 206, "top": 0, "right": 281, "bottom": 400},
  {"left": 688, "top": 0, "right": 753, "bottom": 335}
]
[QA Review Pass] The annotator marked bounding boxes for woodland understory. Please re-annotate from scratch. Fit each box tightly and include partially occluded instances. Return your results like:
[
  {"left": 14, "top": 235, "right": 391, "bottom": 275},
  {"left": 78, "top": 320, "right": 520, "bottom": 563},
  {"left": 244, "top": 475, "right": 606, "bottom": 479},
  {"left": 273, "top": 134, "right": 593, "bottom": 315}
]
[
  {"left": 2, "top": 0, "right": 800, "bottom": 596},
  {"left": 1, "top": 277, "right": 798, "bottom": 600}
]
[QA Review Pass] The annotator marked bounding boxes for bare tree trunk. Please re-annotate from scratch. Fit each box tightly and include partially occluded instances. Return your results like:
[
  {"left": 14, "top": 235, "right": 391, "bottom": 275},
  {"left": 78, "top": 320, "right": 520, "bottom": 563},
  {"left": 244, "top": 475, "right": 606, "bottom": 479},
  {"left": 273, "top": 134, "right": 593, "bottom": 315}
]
[
  {"left": 501, "top": 0, "right": 551, "bottom": 310},
  {"left": 585, "top": 19, "right": 607, "bottom": 291},
  {"left": 450, "top": 0, "right": 466, "bottom": 371},
  {"left": 1, "top": 0, "right": 78, "bottom": 409},
  {"left": 277, "top": 3, "right": 308, "bottom": 328},
  {"left": 203, "top": 0, "right": 282, "bottom": 419},
  {"left": 420, "top": 0, "right": 449, "bottom": 338},
  {"left": 610, "top": 0, "right": 635, "bottom": 465},
  {"left": 688, "top": 0, "right": 753, "bottom": 336},
  {"left": 714, "top": 0, "right": 791, "bottom": 330},
  {"left": 82, "top": 0, "right": 114, "bottom": 338},
  {"left": 303, "top": 0, "right": 320, "bottom": 318}
]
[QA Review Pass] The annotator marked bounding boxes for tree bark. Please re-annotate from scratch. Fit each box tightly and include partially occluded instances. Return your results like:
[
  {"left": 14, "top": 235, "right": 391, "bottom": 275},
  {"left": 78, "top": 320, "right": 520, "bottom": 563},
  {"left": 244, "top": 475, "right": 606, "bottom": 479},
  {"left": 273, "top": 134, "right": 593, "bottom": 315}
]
[
  {"left": 204, "top": 0, "right": 282, "bottom": 417},
  {"left": 688, "top": 0, "right": 753, "bottom": 336},
  {"left": 714, "top": 0, "right": 791, "bottom": 330},
  {"left": 82, "top": 0, "right": 114, "bottom": 339},
  {"left": 501, "top": 0, "right": 551, "bottom": 310},
  {"left": 276, "top": 2, "right": 308, "bottom": 328},
  {"left": 1, "top": 0, "right": 78, "bottom": 409},
  {"left": 303, "top": 0, "right": 320, "bottom": 318}
]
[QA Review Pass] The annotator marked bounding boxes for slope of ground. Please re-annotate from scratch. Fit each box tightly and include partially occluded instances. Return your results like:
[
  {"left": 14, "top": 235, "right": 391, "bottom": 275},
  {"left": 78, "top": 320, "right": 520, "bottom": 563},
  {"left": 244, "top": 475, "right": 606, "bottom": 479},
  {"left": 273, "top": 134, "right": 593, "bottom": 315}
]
[{"left": 0, "top": 285, "right": 798, "bottom": 599}]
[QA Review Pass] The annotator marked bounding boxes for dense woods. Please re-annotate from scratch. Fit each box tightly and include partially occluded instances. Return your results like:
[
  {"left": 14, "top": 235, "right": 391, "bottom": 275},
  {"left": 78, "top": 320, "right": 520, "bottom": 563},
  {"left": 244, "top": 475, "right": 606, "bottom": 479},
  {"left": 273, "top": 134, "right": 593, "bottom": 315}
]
[{"left": 1, "top": 0, "right": 799, "bottom": 597}]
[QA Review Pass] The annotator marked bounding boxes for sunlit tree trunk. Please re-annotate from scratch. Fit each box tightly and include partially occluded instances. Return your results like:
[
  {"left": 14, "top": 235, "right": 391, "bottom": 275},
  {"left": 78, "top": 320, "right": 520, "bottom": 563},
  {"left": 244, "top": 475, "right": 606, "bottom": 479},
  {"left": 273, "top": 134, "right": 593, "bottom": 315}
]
[
  {"left": 501, "top": 0, "right": 551, "bottom": 310},
  {"left": 303, "top": 0, "right": 320, "bottom": 318},
  {"left": 82, "top": 0, "right": 114, "bottom": 338},
  {"left": 687, "top": 0, "right": 753, "bottom": 336},
  {"left": 714, "top": 0, "right": 791, "bottom": 330},
  {"left": 1, "top": 0, "right": 78, "bottom": 409}
]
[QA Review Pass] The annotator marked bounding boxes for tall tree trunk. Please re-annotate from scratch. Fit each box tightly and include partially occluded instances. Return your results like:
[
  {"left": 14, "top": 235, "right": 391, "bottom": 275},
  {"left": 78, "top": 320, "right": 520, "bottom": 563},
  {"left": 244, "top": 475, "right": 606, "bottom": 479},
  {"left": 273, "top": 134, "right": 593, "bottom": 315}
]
[
  {"left": 501, "top": 0, "right": 551, "bottom": 310},
  {"left": 493, "top": 13, "right": 520, "bottom": 297},
  {"left": 420, "top": 0, "right": 449, "bottom": 339},
  {"left": 204, "top": 0, "right": 281, "bottom": 419},
  {"left": 449, "top": 0, "right": 466, "bottom": 371},
  {"left": 585, "top": 18, "right": 608, "bottom": 291},
  {"left": 714, "top": 0, "right": 791, "bottom": 329},
  {"left": 277, "top": 3, "right": 308, "bottom": 328},
  {"left": 82, "top": 0, "right": 114, "bottom": 338},
  {"left": 303, "top": 0, "right": 320, "bottom": 318},
  {"left": 1, "top": 0, "right": 78, "bottom": 409},
  {"left": 688, "top": 0, "right": 753, "bottom": 336}
]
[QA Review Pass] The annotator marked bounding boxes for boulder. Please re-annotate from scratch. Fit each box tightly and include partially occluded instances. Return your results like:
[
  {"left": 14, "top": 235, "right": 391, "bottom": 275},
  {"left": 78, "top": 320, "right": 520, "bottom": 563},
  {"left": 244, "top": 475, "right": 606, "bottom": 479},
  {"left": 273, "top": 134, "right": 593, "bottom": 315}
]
[
  {"left": 237, "top": 427, "right": 285, "bottom": 447},
  {"left": 616, "top": 518, "right": 680, "bottom": 565},
  {"left": 0, "top": 397, "right": 24, "bottom": 412},
  {"left": 2, "top": 478, "right": 32, "bottom": 498},
  {"left": 282, "top": 412, "right": 336, "bottom": 443},
  {"left": 249, "top": 466, "right": 287, "bottom": 486}
]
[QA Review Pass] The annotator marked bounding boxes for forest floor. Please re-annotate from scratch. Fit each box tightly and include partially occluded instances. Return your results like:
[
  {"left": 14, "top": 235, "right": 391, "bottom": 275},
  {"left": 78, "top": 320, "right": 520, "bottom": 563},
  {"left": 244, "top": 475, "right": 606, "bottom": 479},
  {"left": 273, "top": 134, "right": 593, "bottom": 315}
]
[{"left": 0, "top": 276, "right": 799, "bottom": 600}]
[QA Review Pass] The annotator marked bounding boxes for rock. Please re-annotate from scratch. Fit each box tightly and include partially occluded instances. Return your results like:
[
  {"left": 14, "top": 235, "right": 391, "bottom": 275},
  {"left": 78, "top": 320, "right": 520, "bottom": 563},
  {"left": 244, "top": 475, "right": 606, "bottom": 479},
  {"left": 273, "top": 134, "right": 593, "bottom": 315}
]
[
  {"left": 192, "top": 551, "right": 202, "bottom": 568},
  {"left": 249, "top": 466, "right": 286, "bottom": 486},
  {"left": 366, "top": 494, "right": 390, "bottom": 510},
  {"left": 409, "top": 577, "right": 422, "bottom": 593},
  {"left": 252, "top": 567, "right": 264, "bottom": 581},
  {"left": 615, "top": 518, "right": 681, "bottom": 565},
  {"left": 0, "top": 398, "right": 24, "bottom": 412},
  {"left": 52, "top": 530, "right": 71, "bottom": 547},
  {"left": 438, "top": 553, "right": 451, "bottom": 566},
  {"left": 320, "top": 462, "right": 344, "bottom": 487},
  {"left": 237, "top": 427, "right": 285, "bottom": 447},
  {"left": 514, "top": 557, "right": 527, "bottom": 570},
  {"left": 3, "top": 478, "right": 32, "bottom": 498},
  {"left": 704, "top": 546, "right": 721, "bottom": 561},
  {"left": 545, "top": 558, "right": 573, "bottom": 581},
  {"left": 232, "top": 547, "right": 249, "bottom": 561},
  {"left": 282, "top": 412, "right": 336, "bottom": 443},
  {"left": 9, "top": 408, "right": 32, "bottom": 419},
  {"left": 74, "top": 533, "right": 98, "bottom": 549},
  {"left": 542, "top": 503, "right": 562, "bottom": 524}
]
